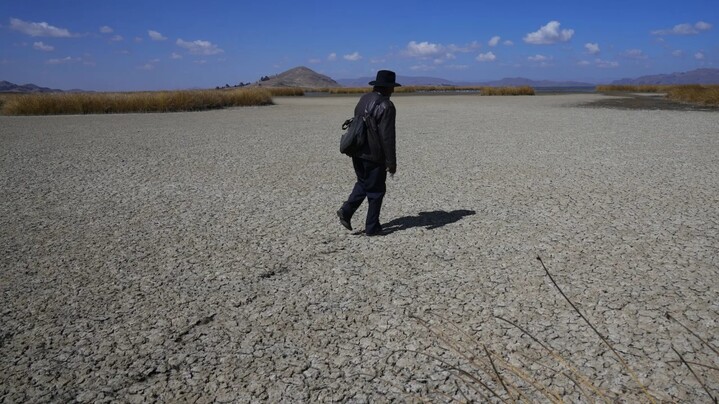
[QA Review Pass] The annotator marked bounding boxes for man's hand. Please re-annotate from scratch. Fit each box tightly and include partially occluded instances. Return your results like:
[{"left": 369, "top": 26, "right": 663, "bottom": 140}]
[{"left": 387, "top": 166, "right": 396, "bottom": 174}]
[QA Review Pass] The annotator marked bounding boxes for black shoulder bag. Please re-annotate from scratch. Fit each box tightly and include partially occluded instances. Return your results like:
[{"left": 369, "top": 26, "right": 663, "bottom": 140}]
[{"left": 339, "top": 99, "right": 378, "bottom": 156}]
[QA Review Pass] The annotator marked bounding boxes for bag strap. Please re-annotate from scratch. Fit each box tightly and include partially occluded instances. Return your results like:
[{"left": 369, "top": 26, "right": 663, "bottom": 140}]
[
  {"left": 362, "top": 95, "right": 381, "bottom": 128},
  {"left": 342, "top": 94, "right": 381, "bottom": 131}
]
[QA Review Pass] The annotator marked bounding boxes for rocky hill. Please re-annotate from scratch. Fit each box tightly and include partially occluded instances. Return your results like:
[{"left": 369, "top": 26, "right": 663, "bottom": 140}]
[
  {"left": 253, "top": 66, "right": 339, "bottom": 88},
  {"left": 611, "top": 68, "right": 719, "bottom": 85}
]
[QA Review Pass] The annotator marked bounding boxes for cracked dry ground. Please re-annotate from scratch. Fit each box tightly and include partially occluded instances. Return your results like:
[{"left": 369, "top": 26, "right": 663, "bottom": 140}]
[{"left": 1, "top": 94, "right": 718, "bottom": 402}]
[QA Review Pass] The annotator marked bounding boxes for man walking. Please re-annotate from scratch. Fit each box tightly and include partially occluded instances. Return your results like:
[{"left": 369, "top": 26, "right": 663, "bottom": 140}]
[{"left": 337, "top": 70, "right": 400, "bottom": 236}]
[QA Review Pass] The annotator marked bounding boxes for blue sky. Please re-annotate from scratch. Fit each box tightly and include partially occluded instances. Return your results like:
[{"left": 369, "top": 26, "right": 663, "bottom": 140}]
[{"left": 1, "top": 0, "right": 717, "bottom": 91}]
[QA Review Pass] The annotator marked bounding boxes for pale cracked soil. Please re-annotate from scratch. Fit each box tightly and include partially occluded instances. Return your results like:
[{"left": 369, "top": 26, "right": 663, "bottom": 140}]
[{"left": 1, "top": 94, "right": 718, "bottom": 402}]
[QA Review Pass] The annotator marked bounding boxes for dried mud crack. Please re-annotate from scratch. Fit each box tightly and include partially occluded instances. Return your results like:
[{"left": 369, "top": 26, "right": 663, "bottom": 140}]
[{"left": 1, "top": 94, "right": 717, "bottom": 402}]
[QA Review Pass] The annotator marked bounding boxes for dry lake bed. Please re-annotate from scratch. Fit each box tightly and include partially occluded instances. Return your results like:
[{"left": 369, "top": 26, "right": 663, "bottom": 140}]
[{"left": 1, "top": 94, "right": 718, "bottom": 402}]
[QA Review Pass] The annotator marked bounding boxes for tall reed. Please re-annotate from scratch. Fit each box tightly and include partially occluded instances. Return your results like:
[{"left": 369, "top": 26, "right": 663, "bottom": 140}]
[
  {"left": 595, "top": 85, "right": 669, "bottom": 93},
  {"left": 665, "top": 85, "right": 719, "bottom": 106},
  {"left": 480, "top": 86, "right": 535, "bottom": 95},
  {"left": 2, "top": 88, "right": 273, "bottom": 115},
  {"left": 266, "top": 87, "right": 305, "bottom": 96}
]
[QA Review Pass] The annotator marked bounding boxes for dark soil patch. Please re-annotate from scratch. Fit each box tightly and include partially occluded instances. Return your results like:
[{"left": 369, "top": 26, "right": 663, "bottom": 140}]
[{"left": 582, "top": 93, "right": 719, "bottom": 112}]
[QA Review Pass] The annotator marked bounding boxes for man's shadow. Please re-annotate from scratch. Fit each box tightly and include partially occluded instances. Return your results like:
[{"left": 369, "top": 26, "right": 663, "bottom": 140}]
[{"left": 383, "top": 209, "right": 476, "bottom": 234}]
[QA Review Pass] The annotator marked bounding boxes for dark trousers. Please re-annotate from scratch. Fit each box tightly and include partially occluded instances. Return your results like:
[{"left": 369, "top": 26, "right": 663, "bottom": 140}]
[{"left": 340, "top": 157, "right": 386, "bottom": 234}]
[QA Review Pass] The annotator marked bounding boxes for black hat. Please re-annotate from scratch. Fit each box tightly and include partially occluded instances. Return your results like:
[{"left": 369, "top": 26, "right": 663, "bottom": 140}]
[{"left": 369, "top": 70, "right": 402, "bottom": 87}]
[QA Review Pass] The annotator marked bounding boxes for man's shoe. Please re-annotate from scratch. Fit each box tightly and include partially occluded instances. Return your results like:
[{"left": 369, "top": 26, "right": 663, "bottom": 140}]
[
  {"left": 365, "top": 226, "right": 385, "bottom": 236},
  {"left": 337, "top": 209, "right": 352, "bottom": 231}
]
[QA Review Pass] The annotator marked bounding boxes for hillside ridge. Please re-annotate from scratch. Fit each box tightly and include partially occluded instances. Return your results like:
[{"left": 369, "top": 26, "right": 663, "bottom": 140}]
[
  {"left": 611, "top": 68, "right": 719, "bottom": 85},
  {"left": 252, "top": 66, "right": 339, "bottom": 88}
]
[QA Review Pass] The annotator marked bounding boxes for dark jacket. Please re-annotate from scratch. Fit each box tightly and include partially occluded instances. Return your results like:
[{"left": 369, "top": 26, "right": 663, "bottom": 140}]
[{"left": 353, "top": 91, "right": 396, "bottom": 169}]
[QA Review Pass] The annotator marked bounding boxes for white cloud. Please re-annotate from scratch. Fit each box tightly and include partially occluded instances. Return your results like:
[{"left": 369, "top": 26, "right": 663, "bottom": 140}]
[
  {"left": 503, "top": 40, "right": 514, "bottom": 46},
  {"left": 110, "top": 35, "right": 123, "bottom": 42},
  {"left": 488, "top": 36, "right": 501, "bottom": 47},
  {"left": 578, "top": 60, "right": 591, "bottom": 66},
  {"left": 33, "top": 41, "right": 54, "bottom": 51},
  {"left": 672, "top": 50, "right": 683, "bottom": 57},
  {"left": 447, "top": 41, "right": 481, "bottom": 53},
  {"left": 405, "top": 41, "right": 443, "bottom": 57},
  {"left": 405, "top": 40, "right": 480, "bottom": 65},
  {"left": 585, "top": 42, "right": 600, "bottom": 54},
  {"left": 46, "top": 56, "right": 81, "bottom": 65},
  {"left": 447, "top": 64, "right": 469, "bottom": 70},
  {"left": 134, "top": 37, "right": 143, "bottom": 43},
  {"left": 524, "top": 21, "right": 574, "bottom": 44},
  {"left": 327, "top": 53, "right": 337, "bottom": 61},
  {"left": 148, "top": 30, "right": 167, "bottom": 41},
  {"left": 139, "top": 58, "right": 160, "bottom": 70},
  {"left": 624, "top": 49, "right": 648, "bottom": 60},
  {"left": 410, "top": 64, "right": 436, "bottom": 71},
  {"left": 10, "top": 18, "right": 73, "bottom": 37},
  {"left": 171, "top": 52, "right": 182, "bottom": 59},
  {"left": 176, "top": 38, "right": 224, "bottom": 55},
  {"left": 528, "top": 54, "right": 549, "bottom": 62},
  {"left": 100, "top": 26, "right": 113, "bottom": 34},
  {"left": 344, "top": 52, "right": 362, "bottom": 61},
  {"left": 695, "top": 21, "right": 712, "bottom": 31},
  {"left": 308, "top": 58, "right": 321, "bottom": 64},
  {"left": 596, "top": 59, "right": 619, "bottom": 68},
  {"left": 694, "top": 52, "right": 705, "bottom": 60},
  {"left": 477, "top": 51, "right": 496, "bottom": 62},
  {"left": 652, "top": 21, "right": 713, "bottom": 35},
  {"left": 194, "top": 60, "right": 207, "bottom": 65}
]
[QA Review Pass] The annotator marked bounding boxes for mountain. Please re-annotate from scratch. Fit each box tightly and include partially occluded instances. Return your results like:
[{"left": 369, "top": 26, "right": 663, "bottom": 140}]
[
  {"left": 253, "top": 66, "right": 339, "bottom": 88},
  {"left": 479, "top": 77, "right": 594, "bottom": 87},
  {"left": 337, "top": 75, "right": 457, "bottom": 87},
  {"left": 337, "top": 75, "right": 593, "bottom": 88},
  {"left": 611, "top": 68, "right": 719, "bottom": 85},
  {"left": 0, "top": 80, "right": 64, "bottom": 93}
]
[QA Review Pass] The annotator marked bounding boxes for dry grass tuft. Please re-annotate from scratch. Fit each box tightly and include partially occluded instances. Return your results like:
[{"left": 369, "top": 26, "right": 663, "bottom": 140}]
[
  {"left": 323, "top": 87, "right": 370, "bottom": 94},
  {"left": 1, "top": 88, "right": 273, "bottom": 115},
  {"left": 665, "top": 85, "right": 719, "bottom": 106},
  {"left": 596, "top": 85, "right": 670, "bottom": 93},
  {"left": 596, "top": 84, "right": 719, "bottom": 106},
  {"left": 0, "top": 93, "right": 21, "bottom": 110},
  {"left": 266, "top": 87, "right": 305, "bottom": 96},
  {"left": 480, "top": 86, "right": 535, "bottom": 96}
]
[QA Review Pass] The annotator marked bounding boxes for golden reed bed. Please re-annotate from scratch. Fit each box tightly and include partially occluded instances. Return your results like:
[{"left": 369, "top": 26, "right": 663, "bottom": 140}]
[
  {"left": 4, "top": 84, "right": 716, "bottom": 115},
  {"left": 0, "top": 86, "right": 536, "bottom": 115},
  {"left": 1, "top": 88, "right": 273, "bottom": 115}
]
